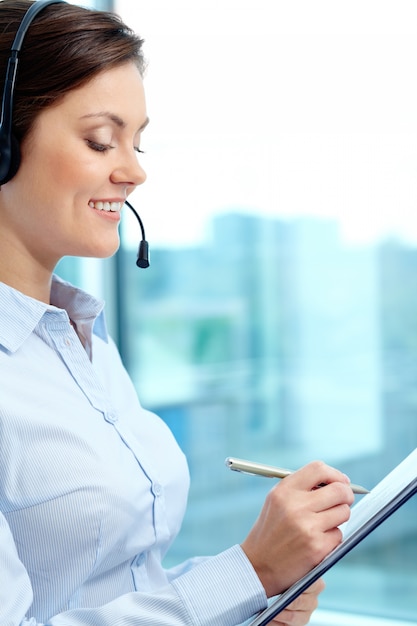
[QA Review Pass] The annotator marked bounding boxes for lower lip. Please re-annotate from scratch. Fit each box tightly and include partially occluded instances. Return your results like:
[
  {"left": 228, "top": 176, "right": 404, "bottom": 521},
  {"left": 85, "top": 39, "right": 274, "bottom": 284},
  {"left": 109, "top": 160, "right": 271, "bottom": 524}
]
[{"left": 91, "top": 207, "right": 121, "bottom": 222}]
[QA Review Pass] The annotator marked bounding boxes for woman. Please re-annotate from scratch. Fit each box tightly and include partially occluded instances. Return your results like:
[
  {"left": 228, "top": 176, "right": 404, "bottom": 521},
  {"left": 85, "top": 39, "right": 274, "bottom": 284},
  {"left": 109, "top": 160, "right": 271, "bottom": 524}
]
[{"left": 0, "top": 1, "right": 354, "bottom": 625}]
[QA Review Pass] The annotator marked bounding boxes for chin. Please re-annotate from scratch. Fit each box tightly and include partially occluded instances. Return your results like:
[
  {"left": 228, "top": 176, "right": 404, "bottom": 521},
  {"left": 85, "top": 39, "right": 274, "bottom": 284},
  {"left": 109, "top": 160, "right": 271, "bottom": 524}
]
[{"left": 85, "top": 239, "right": 120, "bottom": 259}]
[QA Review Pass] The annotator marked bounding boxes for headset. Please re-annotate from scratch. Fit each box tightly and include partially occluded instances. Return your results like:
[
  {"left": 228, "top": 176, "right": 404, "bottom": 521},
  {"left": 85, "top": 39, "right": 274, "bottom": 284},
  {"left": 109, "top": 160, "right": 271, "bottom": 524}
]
[{"left": 0, "top": 0, "right": 149, "bottom": 267}]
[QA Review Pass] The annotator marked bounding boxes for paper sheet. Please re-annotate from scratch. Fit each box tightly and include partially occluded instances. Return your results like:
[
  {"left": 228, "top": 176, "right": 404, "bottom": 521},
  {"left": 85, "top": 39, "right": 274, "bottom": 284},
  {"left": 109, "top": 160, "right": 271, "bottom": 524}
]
[{"left": 341, "top": 447, "right": 417, "bottom": 538}]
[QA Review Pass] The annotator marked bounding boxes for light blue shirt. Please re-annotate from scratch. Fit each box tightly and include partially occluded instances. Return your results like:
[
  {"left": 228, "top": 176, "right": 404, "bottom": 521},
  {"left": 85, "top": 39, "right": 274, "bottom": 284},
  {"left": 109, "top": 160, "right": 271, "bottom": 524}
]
[{"left": 0, "top": 276, "right": 267, "bottom": 626}]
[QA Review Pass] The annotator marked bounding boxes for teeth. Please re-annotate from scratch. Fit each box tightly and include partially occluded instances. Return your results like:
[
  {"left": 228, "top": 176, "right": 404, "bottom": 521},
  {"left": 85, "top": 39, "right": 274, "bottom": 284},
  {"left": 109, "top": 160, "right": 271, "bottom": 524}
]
[{"left": 89, "top": 201, "right": 122, "bottom": 212}]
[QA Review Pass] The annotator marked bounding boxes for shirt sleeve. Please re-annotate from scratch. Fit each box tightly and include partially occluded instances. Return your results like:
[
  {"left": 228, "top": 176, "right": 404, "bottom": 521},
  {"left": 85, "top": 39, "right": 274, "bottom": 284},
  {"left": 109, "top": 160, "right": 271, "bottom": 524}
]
[{"left": 0, "top": 508, "right": 267, "bottom": 626}]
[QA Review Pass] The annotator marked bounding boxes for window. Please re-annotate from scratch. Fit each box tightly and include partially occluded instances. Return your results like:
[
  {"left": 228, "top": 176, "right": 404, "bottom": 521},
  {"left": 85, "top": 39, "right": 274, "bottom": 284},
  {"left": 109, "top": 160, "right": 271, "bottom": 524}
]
[{"left": 61, "top": 1, "right": 417, "bottom": 622}]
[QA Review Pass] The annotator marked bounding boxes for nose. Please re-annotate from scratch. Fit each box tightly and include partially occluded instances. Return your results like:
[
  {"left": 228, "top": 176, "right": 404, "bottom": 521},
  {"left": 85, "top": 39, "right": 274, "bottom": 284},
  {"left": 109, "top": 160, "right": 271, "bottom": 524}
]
[{"left": 110, "top": 149, "right": 147, "bottom": 188}]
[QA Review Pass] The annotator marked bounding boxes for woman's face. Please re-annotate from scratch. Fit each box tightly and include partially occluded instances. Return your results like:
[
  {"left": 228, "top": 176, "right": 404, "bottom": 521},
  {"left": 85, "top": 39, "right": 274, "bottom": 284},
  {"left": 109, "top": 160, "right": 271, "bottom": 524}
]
[{"left": 1, "top": 61, "right": 148, "bottom": 269}]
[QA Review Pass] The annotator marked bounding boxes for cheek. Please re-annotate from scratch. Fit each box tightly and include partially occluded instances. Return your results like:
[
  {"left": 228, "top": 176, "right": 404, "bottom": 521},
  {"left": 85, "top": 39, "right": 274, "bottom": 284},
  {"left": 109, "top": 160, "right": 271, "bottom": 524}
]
[
  {"left": 43, "top": 148, "right": 86, "bottom": 190},
  {"left": 32, "top": 137, "right": 99, "bottom": 196}
]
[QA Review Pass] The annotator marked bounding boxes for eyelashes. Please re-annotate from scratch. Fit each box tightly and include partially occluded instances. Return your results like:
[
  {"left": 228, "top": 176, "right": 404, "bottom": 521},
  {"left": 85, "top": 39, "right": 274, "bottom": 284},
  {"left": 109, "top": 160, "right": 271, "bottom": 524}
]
[
  {"left": 86, "top": 140, "right": 145, "bottom": 155},
  {"left": 86, "top": 139, "right": 113, "bottom": 153}
]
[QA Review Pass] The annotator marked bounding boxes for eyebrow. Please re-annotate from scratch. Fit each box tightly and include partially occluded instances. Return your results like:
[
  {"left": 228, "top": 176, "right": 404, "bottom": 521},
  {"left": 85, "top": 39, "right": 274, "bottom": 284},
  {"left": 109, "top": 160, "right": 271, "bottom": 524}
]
[{"left": 81, "top": 112, "right": 150, "bottom": 132}]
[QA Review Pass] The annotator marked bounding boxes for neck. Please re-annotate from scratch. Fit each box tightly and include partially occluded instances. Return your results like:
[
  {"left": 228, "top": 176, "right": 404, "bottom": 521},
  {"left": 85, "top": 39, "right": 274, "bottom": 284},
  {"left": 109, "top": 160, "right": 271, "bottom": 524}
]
[
  {"left": 0, "top": 241, "right": 54, "bottom": 304},
  {"left": 0, "top": 269, "right": 53, "bottom": 304},
  {"left": 0, "top": 200, "right": 58, "bottom": 303}
]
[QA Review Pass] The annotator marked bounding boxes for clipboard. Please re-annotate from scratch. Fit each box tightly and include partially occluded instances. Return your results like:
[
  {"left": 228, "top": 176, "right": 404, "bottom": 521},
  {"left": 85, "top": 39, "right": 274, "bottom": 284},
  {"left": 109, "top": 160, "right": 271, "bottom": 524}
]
[{"left": 249, "top": 448, "right": 417, "bottom": 626}]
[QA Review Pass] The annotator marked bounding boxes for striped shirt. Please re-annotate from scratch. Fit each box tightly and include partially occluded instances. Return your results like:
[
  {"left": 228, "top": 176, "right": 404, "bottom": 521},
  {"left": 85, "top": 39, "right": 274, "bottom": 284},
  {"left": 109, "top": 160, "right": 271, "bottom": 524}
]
[{"left": 0, "top": 276, "right": 266, "bottom": 626}]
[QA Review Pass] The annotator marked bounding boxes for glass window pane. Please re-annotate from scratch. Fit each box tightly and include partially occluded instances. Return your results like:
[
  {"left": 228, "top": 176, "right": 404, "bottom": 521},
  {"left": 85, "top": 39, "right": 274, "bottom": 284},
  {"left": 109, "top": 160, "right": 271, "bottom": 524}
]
[{"left": 114, "top": 1, "right": 417, "bottom": 621}]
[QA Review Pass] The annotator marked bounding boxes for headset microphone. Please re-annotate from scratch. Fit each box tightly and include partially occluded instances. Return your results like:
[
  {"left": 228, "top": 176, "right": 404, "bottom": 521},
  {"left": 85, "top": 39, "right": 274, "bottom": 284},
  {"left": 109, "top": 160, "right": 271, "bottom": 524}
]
[{"left": 124, "top": 200, "right": 150, "bottom": 268}]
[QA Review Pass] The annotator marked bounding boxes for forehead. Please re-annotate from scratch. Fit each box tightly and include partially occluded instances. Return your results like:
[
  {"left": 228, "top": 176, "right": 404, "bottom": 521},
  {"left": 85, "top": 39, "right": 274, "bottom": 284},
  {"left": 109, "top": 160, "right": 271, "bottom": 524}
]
[{"left": 42, "top": 62, "right": 147, "bottom": 127}]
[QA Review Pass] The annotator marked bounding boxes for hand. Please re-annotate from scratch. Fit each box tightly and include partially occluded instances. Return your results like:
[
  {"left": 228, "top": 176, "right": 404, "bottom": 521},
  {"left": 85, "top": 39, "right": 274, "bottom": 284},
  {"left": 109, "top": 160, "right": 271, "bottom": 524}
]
[
  {"left": 270, "top": 579, "right": 326, "bottom": 625},
  {"left": 241, "top": 461, "right": 354, "bottom": 597}
]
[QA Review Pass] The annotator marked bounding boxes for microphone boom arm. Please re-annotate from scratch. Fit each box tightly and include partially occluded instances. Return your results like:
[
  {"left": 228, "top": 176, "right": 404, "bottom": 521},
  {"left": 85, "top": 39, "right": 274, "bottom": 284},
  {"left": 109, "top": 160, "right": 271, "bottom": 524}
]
[{"left": 124, "top": 200, "right": 150, "bottom": 268}]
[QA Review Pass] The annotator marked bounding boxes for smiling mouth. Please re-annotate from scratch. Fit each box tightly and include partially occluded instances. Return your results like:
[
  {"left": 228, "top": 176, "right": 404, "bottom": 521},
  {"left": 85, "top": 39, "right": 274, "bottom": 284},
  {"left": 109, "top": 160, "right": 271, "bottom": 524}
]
[{"left": 89, "top": 201, "right": 123, "bottom": 212}]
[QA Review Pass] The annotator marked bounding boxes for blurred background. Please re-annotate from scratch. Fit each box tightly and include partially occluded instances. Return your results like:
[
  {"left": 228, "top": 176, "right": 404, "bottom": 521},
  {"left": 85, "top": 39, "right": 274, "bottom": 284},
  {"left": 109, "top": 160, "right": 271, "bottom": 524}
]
[{"left": 60, "top": 1, "right": 417, "bottom": 623}]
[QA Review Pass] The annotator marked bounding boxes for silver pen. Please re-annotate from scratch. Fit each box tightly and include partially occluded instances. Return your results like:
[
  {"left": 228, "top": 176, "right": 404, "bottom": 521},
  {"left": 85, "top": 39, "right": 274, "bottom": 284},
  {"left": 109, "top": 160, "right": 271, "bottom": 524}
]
[{"left": 225, "top": 457, "right": 370, "bottom": 495}]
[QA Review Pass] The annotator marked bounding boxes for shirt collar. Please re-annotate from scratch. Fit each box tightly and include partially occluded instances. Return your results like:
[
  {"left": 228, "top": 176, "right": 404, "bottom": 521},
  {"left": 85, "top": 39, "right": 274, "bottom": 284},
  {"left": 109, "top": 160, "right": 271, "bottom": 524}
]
[{"left": 0, "top": 275, "right": 108, "bottom": 353}]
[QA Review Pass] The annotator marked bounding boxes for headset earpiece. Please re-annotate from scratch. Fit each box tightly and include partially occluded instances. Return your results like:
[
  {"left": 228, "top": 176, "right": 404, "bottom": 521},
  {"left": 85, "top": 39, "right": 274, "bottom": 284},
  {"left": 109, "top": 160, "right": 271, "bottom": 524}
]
[{"left": 0, "top": 128, "right": 20, "bottom": 185}]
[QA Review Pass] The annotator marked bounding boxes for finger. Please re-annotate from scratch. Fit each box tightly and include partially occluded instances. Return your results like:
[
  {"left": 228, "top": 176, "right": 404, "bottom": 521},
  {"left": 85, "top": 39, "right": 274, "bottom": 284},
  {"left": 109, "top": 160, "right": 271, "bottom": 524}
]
[
  {"left": 314, "top": 501, "right": 352, "bottom": 532},
  {"left": 270, "top": 579, "right": 326, "bottom": 625},
  {"left": 304, "top": 578, "right": 326, "bottom": 595},
  {"left": 310, "top": 481, "right": 355, "bottom": 512},
  {"left": 270, "top": 600, "right": 319, "bottom": 626},
  {"left": 294, "top": 483, "right": 353, "bottom": 524},
  {"left": 270, "top": 605, "right": 318, "bottom": 626},
  {"left": 282, "top": 586, "right": 322, "bottom": 613},
  {"left": 289, "top": 578, "right": 326, "bottom": 608},
  {"left": 285, "top": 460, "right": 350, "bottom": 493}
]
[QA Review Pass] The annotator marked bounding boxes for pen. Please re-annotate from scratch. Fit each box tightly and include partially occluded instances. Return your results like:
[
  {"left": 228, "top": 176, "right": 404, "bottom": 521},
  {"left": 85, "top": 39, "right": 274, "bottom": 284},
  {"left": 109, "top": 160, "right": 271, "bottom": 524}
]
[{"left": 225, "top": 457, "right": 370, "bottom": 495}]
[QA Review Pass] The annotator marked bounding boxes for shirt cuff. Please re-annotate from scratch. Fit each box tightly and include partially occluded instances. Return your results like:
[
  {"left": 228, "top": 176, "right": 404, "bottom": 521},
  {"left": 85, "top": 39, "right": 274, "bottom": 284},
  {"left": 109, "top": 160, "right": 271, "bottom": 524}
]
[{"left": 171, "top": 544, "right": 267, "bottom": 626}]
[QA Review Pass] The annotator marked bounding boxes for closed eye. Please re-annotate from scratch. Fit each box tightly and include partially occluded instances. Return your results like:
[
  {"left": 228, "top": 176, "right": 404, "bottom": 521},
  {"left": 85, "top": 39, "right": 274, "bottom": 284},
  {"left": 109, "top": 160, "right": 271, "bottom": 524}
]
[{"left": 86, "top": 139, "right": 114, "bottom": 153}]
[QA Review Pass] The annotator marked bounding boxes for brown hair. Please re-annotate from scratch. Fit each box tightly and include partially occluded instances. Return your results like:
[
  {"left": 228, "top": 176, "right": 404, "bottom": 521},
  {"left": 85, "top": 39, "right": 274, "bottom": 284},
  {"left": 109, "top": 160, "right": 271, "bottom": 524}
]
[{"left": 0, "top": 0, "right": 146, "bottom": 142}]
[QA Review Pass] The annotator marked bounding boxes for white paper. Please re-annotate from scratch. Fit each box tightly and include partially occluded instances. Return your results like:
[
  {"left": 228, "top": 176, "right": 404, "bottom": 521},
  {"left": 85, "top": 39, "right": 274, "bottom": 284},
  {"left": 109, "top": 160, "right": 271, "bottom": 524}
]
[{"left": 341, "top": 447, "right": 417, "bottom": 538}]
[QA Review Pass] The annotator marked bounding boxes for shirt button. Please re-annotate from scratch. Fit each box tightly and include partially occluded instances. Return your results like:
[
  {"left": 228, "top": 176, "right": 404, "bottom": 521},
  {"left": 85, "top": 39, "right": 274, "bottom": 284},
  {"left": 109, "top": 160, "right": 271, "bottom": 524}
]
[
  {"left": 104, "top": 411, "right": 117, "bottom": 424},
  {"left": 153, "top": 483, "right": 162, "bottom": 497},
  {"left": 65, "top": 337, "right": 72, "bottom": 346}
]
